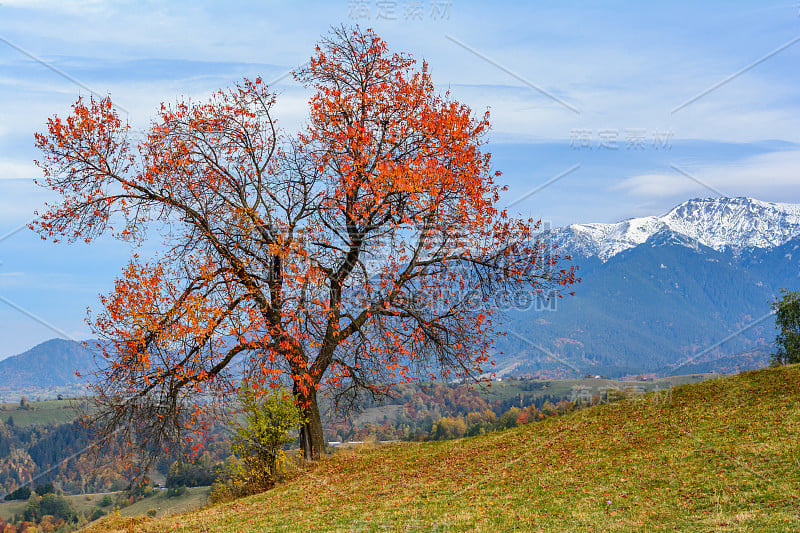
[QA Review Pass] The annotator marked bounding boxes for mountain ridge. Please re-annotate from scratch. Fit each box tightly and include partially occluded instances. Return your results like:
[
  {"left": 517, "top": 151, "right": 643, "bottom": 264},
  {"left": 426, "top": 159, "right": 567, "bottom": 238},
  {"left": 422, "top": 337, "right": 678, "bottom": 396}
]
[
  {"left": 494, "top": 196, "right": 800, "bottom": 377},
  {"left": 0, "top": 338, "right": 99, "bottom": 392},
  {"left": 551, "top": 196, "right": 800, "bottom": 261}
]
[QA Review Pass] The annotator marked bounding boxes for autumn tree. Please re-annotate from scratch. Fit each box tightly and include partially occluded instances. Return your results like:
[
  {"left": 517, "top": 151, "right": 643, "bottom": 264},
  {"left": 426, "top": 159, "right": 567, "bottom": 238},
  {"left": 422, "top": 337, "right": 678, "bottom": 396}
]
[{"left": 32, "top": 26, "right": 576, "bottom": 465}]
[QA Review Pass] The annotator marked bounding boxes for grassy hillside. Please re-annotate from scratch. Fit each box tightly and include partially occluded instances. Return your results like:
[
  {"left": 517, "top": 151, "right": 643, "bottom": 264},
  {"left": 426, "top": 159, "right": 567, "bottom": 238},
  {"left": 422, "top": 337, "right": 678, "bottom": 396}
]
[
  {"left": 89, "top": 365, "right": 799, "bottom": 532},
  {"left": 115, "top": 486, "right": 210, "bottom": 520},
  {"left": 0, "top": 398, "right": 80, "bottom": 426}
]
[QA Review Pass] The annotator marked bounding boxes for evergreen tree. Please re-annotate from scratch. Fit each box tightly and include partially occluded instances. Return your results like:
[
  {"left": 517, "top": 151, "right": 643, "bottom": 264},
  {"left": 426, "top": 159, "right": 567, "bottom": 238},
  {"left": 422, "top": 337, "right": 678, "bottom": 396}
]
[{"left": 772, "top": 289, "right": 800, "bottom": 365}]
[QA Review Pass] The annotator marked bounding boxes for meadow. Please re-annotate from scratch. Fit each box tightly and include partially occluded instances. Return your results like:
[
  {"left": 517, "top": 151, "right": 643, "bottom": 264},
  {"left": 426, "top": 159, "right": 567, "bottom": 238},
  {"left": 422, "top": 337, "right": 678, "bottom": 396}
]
[{"left": 86, "top": 365, "right": 799, "bottom": 532}]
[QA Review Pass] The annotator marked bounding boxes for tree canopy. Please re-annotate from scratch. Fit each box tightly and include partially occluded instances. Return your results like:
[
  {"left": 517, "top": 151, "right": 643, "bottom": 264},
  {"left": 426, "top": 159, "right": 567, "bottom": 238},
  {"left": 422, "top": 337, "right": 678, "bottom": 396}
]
[{"left": 32, "top": 26, "right": 577, "bottom": 464}]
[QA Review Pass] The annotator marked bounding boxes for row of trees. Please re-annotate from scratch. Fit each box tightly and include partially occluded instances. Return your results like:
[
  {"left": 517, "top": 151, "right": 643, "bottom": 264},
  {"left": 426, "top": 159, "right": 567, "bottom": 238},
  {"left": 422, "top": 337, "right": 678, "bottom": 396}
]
[{"left": 342, "top": 398, "right": 577, "bottom": 443}]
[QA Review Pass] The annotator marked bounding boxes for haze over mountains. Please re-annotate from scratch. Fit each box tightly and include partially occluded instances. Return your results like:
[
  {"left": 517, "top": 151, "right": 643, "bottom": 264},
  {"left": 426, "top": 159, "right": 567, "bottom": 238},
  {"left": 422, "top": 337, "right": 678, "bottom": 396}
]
[
  {"left": 2, "top": 197, "right": 798, "bottom": 392},
  {"left": 0, "top": 339, "right": 98, "bottom": 400}
]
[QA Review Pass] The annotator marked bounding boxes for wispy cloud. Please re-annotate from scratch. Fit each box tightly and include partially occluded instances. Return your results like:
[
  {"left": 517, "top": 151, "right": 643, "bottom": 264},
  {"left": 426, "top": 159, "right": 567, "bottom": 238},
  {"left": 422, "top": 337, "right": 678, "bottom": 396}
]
[
  {"left": 617, "top": 149, "right": 800, "bottom": 199},
  {"left": 0, "top": 161, "right": 38, "bottom": 181}
]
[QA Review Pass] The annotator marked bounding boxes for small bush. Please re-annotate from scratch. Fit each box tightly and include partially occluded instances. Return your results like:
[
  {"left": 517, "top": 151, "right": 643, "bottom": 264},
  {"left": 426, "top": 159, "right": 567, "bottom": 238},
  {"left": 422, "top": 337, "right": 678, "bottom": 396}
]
[
  {"left": 232, "top": 386, "right": 305, "bottom": 487},
  {"left": 208, "top": 456, "right": 249, "bottom": 504},
  {"left": 24, "top": 493, "right": 77, "bottom": 523},
  {"left": 166, "top": 485, "right": 186, "bottom": 498},
  {"left": 165, "top": 456, "right": 216, "bottom": 488},
  {"left": 146, "top": 508, "right": 158, "bottom": 518},
  {"left": 100, "top": 494, "right": 113, "bottom": 507},
  {"left": 208, "top": 387, "right": 305, "bottom": 504},
  {"left": 90, "top": 507, "right": 106, "bottom": 521}
]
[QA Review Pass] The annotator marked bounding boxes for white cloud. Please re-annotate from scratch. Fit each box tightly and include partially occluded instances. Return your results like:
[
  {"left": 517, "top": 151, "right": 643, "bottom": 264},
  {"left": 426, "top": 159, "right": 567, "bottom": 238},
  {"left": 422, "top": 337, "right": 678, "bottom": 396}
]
[
  {"left": 0, "top": 161, "right": 38, "bottom": 180},
  {"left": 616, "top": 150, "right": 800, "bottom": 199}
]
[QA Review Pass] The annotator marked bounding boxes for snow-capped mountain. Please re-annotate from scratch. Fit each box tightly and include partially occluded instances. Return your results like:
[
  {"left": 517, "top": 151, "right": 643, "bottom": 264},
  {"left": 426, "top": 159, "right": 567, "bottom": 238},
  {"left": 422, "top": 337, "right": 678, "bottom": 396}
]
[
  {"left": 552, "top": 197, "right": 800, "bottom": 261},
  {"left": 489, "top": 196, "right": 800, "bottom": 378}
]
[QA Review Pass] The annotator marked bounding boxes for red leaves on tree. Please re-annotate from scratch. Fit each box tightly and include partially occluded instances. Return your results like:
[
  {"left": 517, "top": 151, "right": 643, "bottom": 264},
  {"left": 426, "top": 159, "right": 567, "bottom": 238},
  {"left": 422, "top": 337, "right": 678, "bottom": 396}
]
[{"left": 32, "top": 27, "right": 577, "bottom": 464}]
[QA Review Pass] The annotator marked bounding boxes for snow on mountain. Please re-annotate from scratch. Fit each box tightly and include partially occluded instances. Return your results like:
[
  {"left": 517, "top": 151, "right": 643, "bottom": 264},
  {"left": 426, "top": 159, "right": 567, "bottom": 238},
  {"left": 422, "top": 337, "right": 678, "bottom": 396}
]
[{"left": 551, "top": 197, "right": 800, "bottom": 261}]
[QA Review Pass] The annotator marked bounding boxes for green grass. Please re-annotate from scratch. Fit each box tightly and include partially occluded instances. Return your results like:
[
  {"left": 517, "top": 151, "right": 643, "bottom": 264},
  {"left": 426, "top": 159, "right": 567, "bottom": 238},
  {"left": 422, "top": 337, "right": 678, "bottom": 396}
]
[
  {"left": 0, "top": 487, "right": 209, "bottom": 524},
  {"left": 116, "top": 486, "right": 210, "bottom": 519},
  {"left": 86, "top": 364, "right": 800, "bottom": 532},
  {"left": 0, "top": 398, "right": 80, "bottom": 427},
  {"left": 0, "top": 491, "right": 110, "bottom": 521},
  {"left": 472, "top": 373, "right": 719, "bottom": 403},
  {"left": 0, "top": 498, "right": 28, "bottom": 521}
]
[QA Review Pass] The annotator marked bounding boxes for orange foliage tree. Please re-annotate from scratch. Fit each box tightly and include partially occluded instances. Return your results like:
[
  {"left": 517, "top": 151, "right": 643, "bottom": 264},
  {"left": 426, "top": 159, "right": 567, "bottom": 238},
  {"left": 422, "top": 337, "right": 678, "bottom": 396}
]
[{"left": 32, "top": 27, "right": 576, "bottom": 463}]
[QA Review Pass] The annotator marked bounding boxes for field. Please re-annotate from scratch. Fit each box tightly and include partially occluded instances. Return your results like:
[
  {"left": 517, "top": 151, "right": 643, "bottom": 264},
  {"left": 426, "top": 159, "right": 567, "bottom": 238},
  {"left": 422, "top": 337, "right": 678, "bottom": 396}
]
[
  {"left": 0, "top": 491, "right": 116, "bottom": 522},
  {"left": 470, "top": 373, "right": 718, "bottom": 400},
  {"left": 0, "top": 398, "right": 80, "bottom": 427},
  {"left": 0, "top": 487, "right": 209, "bottom": 524},
  {"left": 116, "top": 487, "right": 210, "bottom": 519},
  {"left": 87, "top": 364, "right": 800, "bottom": 532}
]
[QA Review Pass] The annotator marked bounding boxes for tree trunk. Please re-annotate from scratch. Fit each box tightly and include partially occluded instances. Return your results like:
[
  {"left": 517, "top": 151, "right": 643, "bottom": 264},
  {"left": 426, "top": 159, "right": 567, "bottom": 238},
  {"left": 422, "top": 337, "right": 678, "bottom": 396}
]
[{"left": 297, "top": 386, "right": 325, "bottom": 462}]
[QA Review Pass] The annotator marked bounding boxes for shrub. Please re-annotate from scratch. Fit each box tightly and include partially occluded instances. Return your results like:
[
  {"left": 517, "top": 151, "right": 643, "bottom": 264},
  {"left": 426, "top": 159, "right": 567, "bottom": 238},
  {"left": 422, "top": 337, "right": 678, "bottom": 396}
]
[
  {"left": 128, "top": 478, "right": 155, "bottom": 501},
  {"left": 210, "top": 387, "right": 305, "bottom": 503},
  {"left": 166, "top": 485, "right": 186, "bottom": 498},
  {"left": 232, "top": 386, "right": 305, "bottom": 489},
  {"left": 208, "top": 456, "right": 248, "bottom": 504},
  {"left": 23, "top": 493, "right": 77, "bottom": 524},
  {"left": 165, "top": 456, "right": 216, "bottom": 488}
]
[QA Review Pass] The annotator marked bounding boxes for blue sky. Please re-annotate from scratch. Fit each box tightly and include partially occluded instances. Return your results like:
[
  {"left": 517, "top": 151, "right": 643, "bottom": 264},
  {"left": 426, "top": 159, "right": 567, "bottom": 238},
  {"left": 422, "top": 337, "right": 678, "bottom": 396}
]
[{"left": 0, "top": 0, "right": 798, "bottom": 357}]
